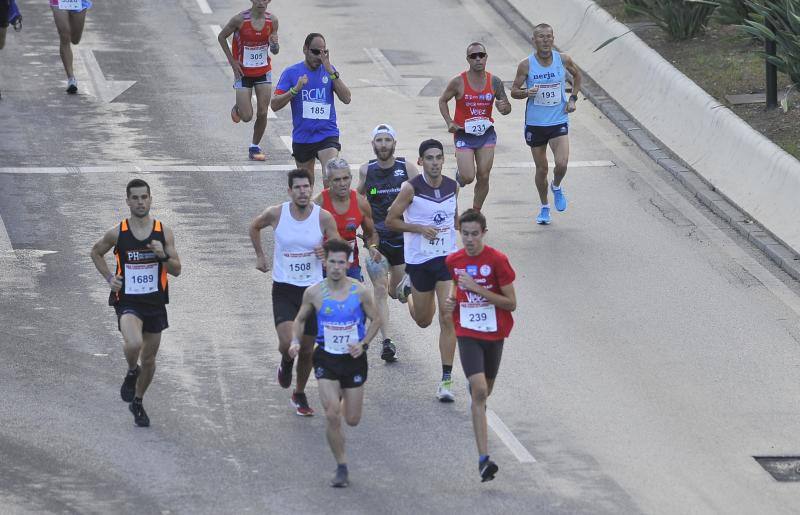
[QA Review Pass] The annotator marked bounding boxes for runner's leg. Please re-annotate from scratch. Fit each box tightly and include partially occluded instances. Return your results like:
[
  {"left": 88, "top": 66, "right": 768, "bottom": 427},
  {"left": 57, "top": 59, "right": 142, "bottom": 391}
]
[
  {"left": 295, "top": 334, "right": 315, "bottom": 393},
  {"left": 252, "top": 83, "right": 273, "bottom": 145},
  {"left": 531, "top": 144, "right": 549, "bottom": 205},
  {"left": 341, "top": 385, "right": 364, "bottom": 427},
  {"left": 367, "top": 262, "right": 391, "bottom": 340},
  {"left": 549, "top": 135, "right": 570, "bottom": 187},
  {"left": 67, "top": 9, "right": 87, "bottom": 45},
  {"left": 468, "top": 372, "right": 490, "bottom": 456},
  {"left": 435, "top": 280, "right": 456, "bottom": 369},
  {"left": 52, "top": 9, "right": 74, "bottom": 78},
  {"left": 235, "top": 86, "right": 254, "bottom": 122},
  {"left": 455, "top": 148, "right": 477, "bottom": 186},
  {"left": 136, "top": 331, "right": 162, "bottom": 399},
  {"left": 472, "top": 146, "right": 495, "bottom": 210},
  {"left": 119, "top": 314, "right": 144, "bottom": 370},
  {"left": 407, "top": 287, "right": 436, "bottom": 327},
  {"left": 388, "top": 264, "right": 404, "bottom": 300},
  {"left": 316, "top": 146, "right": 338, "bottom": 188},
  {"left": 318, "top": 378, "right": 346, "bottom": 463}
]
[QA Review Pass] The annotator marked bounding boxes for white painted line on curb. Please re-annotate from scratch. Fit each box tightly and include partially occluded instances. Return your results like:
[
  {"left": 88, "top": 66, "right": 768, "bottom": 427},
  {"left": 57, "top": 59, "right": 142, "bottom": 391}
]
[
  {"left": 196, "top": 0, "right": 213, "bottom": 14},
  {"left": 487, "top": 409, "right": 537, "bottom": 463}
]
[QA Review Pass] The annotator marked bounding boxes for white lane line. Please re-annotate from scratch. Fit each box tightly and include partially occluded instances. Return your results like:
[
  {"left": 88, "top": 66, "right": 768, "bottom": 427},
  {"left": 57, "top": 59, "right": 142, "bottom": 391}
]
[
  {"left": 196, "top": 0, "right": 213, "bottom": 14},
  {"left": 487, "top": 409, "right": 537, "bottom": 463},
  {"left": 497, "top": 161, "right": 616, "bottom": 169},
  {"left": 209, "top": 24, "right": 222, "bottom": 37},
  {"left": 280, "top": 136, "right": 293, "bottom": 153},
  {"left": 0, "top": 213, "right": 13, "bottom": 253}
]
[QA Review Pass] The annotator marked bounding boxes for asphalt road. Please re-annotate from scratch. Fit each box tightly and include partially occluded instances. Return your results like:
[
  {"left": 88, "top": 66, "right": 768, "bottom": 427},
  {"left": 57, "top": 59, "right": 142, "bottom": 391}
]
[{"left": 2, "top": 0, "right": 800, "bottom": 513}]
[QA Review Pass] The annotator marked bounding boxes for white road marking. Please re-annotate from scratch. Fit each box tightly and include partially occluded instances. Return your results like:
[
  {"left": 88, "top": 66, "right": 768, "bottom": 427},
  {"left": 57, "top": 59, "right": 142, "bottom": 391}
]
[
  {"left": 0, "top": 213, "right": 13, "bottom": 253},
  {"left": 196, "top": 0, "right": 213, "bottom": 14},
  {"left": 280, "top": 136, "right": 293, "bottom": 153},
  {"left": 498, "top": 161, "right": 616, "bottom": 169},
  {"left": 76, "top": 48, "right": 137, "bottom": 104},
  {"left": 486, "top": 409, "right": 537, "bottom": 463},
  {"left": 209, "top": 24, "right": 222, "bottom": 38}
]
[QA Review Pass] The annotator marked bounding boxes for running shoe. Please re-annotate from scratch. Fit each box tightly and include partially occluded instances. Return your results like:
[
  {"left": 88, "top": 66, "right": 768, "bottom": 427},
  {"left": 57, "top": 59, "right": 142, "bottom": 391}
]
[
  {"left": 230, "top": 105, "right": 241, "bottom": 123},
  {"left": 536, "top": 206, "right": 551, "bottom": 225},
  {"left": 290, "top": 392, "right": 314, "bottom": 416},
  {"left": 330, "top": 466, "right": 349, "bottom": 488},
  {"left": 479, "top": 458, "right": 499, "bottom": 482},
  {"left": 120, "top": 366, "right": 140, "bottom": 402},
  {"left": 395, "top": 274, "right": 411, "bottom": 304},
  {"left": 129, "top": 400, "right": 150, "bottom": 427},
  {"left": 277, "top": 360, "right": 293, "bottom": 389},
  {"left": 551, "top": 183, "right": 567, "bottom": 212},
  {"left": 249, "top": 146, "right": 266, "bottom": 161},
  {"left": 437, "top": 379, "right": 455, "bottom": 403},
  {"left": 66, "top": 77, "right": 78, "bottom": 94},
  {"left": 380, "top": 339, "right": 397, "bottom": 362}
]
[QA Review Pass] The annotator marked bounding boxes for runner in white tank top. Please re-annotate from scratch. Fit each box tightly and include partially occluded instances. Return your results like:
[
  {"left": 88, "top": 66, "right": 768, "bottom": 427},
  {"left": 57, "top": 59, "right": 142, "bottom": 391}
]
[{"left": 249, "top": 168, "right": 340, "bottom": 416}]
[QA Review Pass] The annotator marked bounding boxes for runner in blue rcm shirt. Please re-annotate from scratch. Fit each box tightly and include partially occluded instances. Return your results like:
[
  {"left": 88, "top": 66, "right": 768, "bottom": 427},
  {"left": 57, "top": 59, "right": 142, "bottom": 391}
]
[
  {"left": 511, "top": 23, "right": 582, "bottom": 226},
  {"left": 272, "top": 33, "right": 352, "bottom": 187}
]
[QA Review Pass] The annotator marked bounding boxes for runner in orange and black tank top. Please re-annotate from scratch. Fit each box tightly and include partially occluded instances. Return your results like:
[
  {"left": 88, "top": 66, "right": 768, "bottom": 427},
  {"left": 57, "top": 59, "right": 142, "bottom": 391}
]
[
  {"left": 231, "top": 9, "right": 274, "bottom": 79},
  {"left": 110, "top": 218, "right": 169, "bottom": 307},
  {"left": 322, "top": 189, "right": 364, "bottom": 280}
]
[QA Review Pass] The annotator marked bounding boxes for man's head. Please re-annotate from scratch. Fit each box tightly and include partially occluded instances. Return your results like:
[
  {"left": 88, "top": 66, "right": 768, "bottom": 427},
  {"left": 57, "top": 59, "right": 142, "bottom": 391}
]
[
  {"left": 323, "top": 239, "right": 352, "bottom": 280},
  {"left": 325, "top": 158, "right": 352, "bottom": 198},
  {"left": 287, "top": 168, "right": 313, "bottom": 207},
  {"left": 418, "top": 139, "right": 444, "bottom": 179},
  {"left": 466, "top": 42, "right": 487, "bottom": 72},
  {"left": 458, "top": 209, "right": 487, "bottom": 255},
  {"left": 126, "top": 179, "right": 151, "bottom": 219},
  {"left": 532, "top": 24, "right": 554, "bottom": 55},
  {"left": 250, "top": 0, "right": 271, "bottom": 10},
  {"left": 303, "top": 32, "right": 327, "bottom": 68},
  {"left": 371, "top": 124, "right": 397, "bottom": 161}
]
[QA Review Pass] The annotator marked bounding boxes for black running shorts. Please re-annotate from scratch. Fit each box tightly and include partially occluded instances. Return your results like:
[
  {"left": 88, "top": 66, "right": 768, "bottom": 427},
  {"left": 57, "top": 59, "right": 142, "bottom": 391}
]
[
  {"left": 457, "top": 336, "right": 504, "bottom": 379},
  {"left": 525, "top": 123, "right": 569, "bottom": 148},
  {"left": 292, "top": 136, "right": 341, "bottom": 164},
  {"left": 405, "top": 256, "right": 450, "bottom": 293},
  {"left": 272, "top": 281, "right": 317, "bottom": 336},
  {"left": 114, "top": 303, "right": 169, "bottom": 334},
  {"left": 0, "top": 1, "right": 9, "bottom": 29},
  {"left": 313, "top": 346, "right": 368, "bottom": 388},
  {"left": 378, "top": 238, "right": 404, "bottom": 267}
]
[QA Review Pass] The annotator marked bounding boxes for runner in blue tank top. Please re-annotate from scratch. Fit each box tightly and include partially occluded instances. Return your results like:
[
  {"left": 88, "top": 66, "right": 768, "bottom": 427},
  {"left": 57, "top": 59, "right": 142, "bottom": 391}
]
[
  {"left": 272, "top": 33, "right": 352, "bottom": 187},
  {"left": 511, "top": 23, "right": 582, "bottom": 225},
  {"left": 290, "top": 240, "right": 381, "bottom": 488}
]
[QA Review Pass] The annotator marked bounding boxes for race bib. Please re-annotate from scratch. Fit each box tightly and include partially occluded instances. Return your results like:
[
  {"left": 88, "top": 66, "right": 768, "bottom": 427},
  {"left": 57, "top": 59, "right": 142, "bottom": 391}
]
[
  {"left": 302, "top": 102, "right": 331, "bottom": 120},
  {"left": 243, "top": 45, "right": 268, "bottom": 68},
  {"left": 58, "top": 0, "right": 81, "bottom": 10},
  {"left": 465, "top": 117, "right": 493, "bottom": 136},
  {"left": 124, "top": 263, "right": 158, "bottom": 295},
  {"left": 460, "top": 302, "right": 497, "bottom": 332},
  {"left": 419, "top": 227, "right": 453, "bottom": 257},
  {"left": 323, "top": 322, "right": 359, "bottom": 354},
  {"left": 283, "top": 251, "right": 316, "bottom": 283},
  {"left": 533, "top": 83, "right": 562, "bottom": 106}
]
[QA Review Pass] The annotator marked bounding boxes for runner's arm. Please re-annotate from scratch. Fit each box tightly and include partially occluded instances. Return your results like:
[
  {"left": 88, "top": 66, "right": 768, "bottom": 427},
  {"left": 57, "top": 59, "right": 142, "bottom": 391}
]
[
  {"left": 320, "top": 209, "right": 343, "bottom": 242},
  {"left": 385, "top": 182, "right": 426, "bottom": 235},
  {"left": 457, "top": 272, "right": 517, "bottom": 311},
  {"left": 438, "top": 76, "right": 462, "bottom": 131},
  {"left": 358, "top": 285, "right": 382, "bottom": 346},
  {"left": 160, "top": 226, "right": 182, "bottom": 277},
  {"left": 249, "top": 206, "right": 278, "bottom": 272},
  {"left": 90, "top": 225, "right": 121, "bottom": 288},
  {"left": 312, "top": 191, "right": 323, "bottom": 206},
  {"left": 561, "top": 53, "right": 582, "bottom": 109},
  {"left": 357, "top": 194, "right": 379, "bottom": 248},
  {"left": 492, "top": 75, "right": 512, "bottom": 115},
  {"left": 510, "top": 59, "right": 531, "bottom": 100},
  {"left": 271, "top": 72, "right": 306, "bottom": 112},
  {"left": 356, "top": 163, "right": 368, "bottom": 195},
  {"left": 217, "top": 15, "right": 243, "bottom": 75},
  {"left": 269, "top": 14, "right": 279, "bottom": 53}
]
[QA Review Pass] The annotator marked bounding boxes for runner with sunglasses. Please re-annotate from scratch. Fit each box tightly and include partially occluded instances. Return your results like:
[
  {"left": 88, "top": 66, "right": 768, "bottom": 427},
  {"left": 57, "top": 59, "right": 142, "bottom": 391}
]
[
  {"left": 272, "top": 33, "right": 351, "bottom": 186},
  {"left": 439, "top": 42, "right": 511, "bottom": 212}
]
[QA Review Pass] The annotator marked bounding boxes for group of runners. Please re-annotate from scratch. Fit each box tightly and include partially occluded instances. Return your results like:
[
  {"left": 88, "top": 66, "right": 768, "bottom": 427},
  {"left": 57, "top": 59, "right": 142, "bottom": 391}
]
[{"left": 89, "top": 0, "right": 582, "bottom": 489}]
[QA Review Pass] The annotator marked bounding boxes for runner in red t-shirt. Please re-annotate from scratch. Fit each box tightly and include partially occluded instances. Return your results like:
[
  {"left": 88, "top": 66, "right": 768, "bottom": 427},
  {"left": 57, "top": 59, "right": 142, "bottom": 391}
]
[
  {"left": 444, "top": 209, "right": 517, "bottom": 483},
  {"left": 438, "top": 43, "right": 511, "bottom": 211},
  {"left": 218, "top": 0, "right": 280, "bottom": 161}
]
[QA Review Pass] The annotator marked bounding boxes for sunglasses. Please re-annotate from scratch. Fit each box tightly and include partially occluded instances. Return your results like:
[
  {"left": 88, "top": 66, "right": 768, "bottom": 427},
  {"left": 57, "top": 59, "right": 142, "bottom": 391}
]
[
  {"left": 309, "top": 48, "right": 329, "bottom": 56},
  {"left": 468, "top": 52, "right": 487, "bottom": 60}
]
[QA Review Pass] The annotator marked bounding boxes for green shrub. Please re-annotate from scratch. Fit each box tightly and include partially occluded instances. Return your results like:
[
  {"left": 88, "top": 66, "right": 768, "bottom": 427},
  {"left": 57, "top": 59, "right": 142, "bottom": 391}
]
[
  {"left": 627, "top": 0, "right": 720, "bottom": 39},
  {"left": 742, "top": 0, "right": 800, "bottom": 84},
  {"left": 623, "top": 0, "right": 649, "bottom": 15},
  {"left": 715, "top": 0, "right": 758, "bottom": 24}
]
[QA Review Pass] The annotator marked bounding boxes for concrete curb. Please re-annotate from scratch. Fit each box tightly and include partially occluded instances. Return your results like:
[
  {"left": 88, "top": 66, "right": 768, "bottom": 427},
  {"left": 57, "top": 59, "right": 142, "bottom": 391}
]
[{"left": 495, "top": 0, "right": 800, "bottom": 282}]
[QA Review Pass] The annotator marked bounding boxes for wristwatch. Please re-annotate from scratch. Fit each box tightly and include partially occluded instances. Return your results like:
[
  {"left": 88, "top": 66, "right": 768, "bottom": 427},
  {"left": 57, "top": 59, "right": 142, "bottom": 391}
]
[{"left": 329, "top": 71, "right": 340, "bottom": 81}]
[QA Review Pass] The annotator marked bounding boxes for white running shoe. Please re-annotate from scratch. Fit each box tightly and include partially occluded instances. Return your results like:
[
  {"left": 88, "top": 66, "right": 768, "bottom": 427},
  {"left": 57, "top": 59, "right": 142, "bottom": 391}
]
[
  {"left": 395, "top": 274, "right": 411, "bottom": 304},
  {"left": 437, "top": 379, "right": 455, "bottom": 402}
]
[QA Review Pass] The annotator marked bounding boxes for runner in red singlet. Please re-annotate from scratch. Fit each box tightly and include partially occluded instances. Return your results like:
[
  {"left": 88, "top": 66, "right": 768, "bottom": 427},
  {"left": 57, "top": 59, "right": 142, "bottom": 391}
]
[
  {"left": 439, "top": 42, "right": 511, "bottom": 212},
  {"left": 314, "top": 157, "right": 379, "bottom": 282},
  {"left": 218, "top": 0, "right": 280, "bottom": 161}
]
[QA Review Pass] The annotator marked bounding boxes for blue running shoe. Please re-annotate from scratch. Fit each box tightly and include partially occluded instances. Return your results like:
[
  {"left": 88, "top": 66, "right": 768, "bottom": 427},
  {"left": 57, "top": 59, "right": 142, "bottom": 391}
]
[
  {"left": 551, "top": 183, "right": 567, "bottom": 212},
  {"left": 536, "top": 206, "right": 551, "bottom": 225},
  {"left": 249, "top": 146, "right": 266, "bottom": 161}
]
